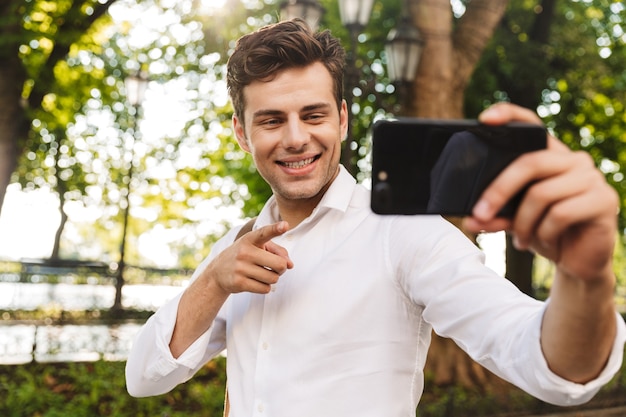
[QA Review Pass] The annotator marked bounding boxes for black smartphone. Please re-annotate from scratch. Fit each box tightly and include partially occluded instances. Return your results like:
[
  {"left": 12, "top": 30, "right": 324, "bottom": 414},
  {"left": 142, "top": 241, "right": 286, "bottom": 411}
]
[{"left": 370, "top": 117, "right": 547, "bottom": 216}]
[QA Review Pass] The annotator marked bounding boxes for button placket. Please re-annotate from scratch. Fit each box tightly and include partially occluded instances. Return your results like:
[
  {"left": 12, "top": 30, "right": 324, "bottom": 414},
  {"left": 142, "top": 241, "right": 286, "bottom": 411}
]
[{"left": 252, "top": 245, "right": 284, "bottom": 415}]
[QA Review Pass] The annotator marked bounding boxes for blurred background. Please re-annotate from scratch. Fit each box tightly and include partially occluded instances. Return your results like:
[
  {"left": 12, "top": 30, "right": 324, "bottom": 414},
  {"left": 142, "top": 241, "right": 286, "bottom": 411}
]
[{"left": 1, "top": 0, "right": 626, "bottom": 416}]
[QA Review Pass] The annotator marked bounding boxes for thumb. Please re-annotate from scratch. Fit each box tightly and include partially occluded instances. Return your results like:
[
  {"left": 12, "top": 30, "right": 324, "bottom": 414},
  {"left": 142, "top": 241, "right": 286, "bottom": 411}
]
[{"left": 478, "top": 102, "right": 543, "bottom": 125}]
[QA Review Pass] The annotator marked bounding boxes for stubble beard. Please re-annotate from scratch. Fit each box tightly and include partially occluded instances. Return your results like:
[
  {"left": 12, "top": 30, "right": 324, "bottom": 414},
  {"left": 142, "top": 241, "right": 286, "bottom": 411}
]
[{"left": 266, "top": 164, "right": 340, "bottom": 204}]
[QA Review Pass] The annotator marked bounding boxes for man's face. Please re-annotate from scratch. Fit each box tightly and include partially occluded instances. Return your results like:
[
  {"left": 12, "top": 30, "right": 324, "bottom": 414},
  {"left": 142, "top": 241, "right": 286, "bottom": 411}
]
[{"left": 233, "top": 62, "right": 348, "bottom": 208}]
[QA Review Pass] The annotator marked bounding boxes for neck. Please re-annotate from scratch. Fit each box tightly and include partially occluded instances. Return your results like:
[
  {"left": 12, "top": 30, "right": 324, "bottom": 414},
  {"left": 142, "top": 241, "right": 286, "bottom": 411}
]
[
  {"left": 273, "top": 166, "right": 341, "bottom": 228},
  {"left": 275, "top": 196, "right": 320, "bottom": 229}
]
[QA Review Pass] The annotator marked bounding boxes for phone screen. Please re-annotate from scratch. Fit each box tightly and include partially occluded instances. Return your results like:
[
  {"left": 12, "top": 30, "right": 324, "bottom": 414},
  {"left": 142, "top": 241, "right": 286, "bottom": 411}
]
[{"left": 370, "top": 118, "right": 547, "bottom": 216}]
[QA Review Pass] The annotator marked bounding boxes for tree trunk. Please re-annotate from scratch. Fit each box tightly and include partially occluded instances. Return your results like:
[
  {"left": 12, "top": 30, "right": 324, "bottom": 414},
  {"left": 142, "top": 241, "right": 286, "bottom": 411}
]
[
  {"left": 0, "top": 55, "right": 27, "bottom": 216},
  {"left": 505, "top": 234, "right": 534, "bottom": 296},
  {"left": 50, "top": 208, "right": 68, "bottom": 260},
  {"left": 51, "top": 152, "right": 68, "bottom": 260},
  {"left": 410, "top": 0, "right": 513, "bottom": 391},
  {"left": 501, "top": 0, "right": 558, "bottom": 297},
  {"left": 410, "top": 0, "right": 511, "bottom": 118}
]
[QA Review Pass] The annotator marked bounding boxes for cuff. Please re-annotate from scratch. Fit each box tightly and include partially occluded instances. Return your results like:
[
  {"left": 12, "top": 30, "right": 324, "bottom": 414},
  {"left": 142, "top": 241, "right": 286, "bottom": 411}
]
[
  {"left": 145, "top": 291, "right": 216, "bottom": 380},
  {"left": 531, "top": 310, "right": 626, "bottom": 405}
]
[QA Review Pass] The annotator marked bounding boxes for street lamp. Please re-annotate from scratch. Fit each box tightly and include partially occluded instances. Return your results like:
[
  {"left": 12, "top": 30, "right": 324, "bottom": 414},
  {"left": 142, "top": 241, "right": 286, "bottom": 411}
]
[
  {"left": 124, "top": 73, "right": 149, "bottom": 111},
  {"left": 113, "top": 72, "right": 148, "bottom": 312},
  {"left": 280, "top": 0, "right": 325, "bottom": 32},
  {"left": 338, "top": 0, "right": 375, "bottom": 32},
  {"left": 385, "top": 16, "right": 424, "bottom": 114},
  {"left": 338, "top": 0, "right": 374, "bottom": 174}
]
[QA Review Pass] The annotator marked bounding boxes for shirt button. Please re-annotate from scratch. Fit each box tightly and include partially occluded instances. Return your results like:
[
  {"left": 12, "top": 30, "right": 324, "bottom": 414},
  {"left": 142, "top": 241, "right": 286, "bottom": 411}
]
[
  {"left": 262, "top": 342, "right": 269, "bottom": 350},
  {"left": 257, "top": 403, "right": 264, "bottom": 412}
]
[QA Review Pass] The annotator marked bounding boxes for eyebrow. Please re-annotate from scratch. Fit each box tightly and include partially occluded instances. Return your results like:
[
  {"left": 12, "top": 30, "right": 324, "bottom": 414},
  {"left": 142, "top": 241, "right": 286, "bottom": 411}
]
[
  {"left": 251, "top": 102, "right": 332, "bottom": 119},
  {"left": 251, "top": 109, "right": 283, "bottom": 120},
  {"left": 302, "top": 102, "right": 332, "bottom": 112}
]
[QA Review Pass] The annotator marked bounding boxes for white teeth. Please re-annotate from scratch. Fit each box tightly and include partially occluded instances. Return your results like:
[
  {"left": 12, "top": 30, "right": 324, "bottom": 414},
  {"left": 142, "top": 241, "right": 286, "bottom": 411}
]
[{"left": 283, "top": 157, "right": 315, "bottom": 168}]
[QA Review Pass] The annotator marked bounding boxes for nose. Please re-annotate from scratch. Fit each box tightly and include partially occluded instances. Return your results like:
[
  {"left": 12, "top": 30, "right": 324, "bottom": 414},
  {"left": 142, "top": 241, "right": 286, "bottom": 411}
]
[{"left": 282, "top": 116, "right": 310, "bottom": 150}]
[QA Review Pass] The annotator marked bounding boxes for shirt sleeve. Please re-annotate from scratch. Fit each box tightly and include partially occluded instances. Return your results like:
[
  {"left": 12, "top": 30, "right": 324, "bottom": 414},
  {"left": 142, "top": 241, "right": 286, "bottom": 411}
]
[
  {"left": 125, "top": 230, "right": 238, "bottom": 397},
  {"left": 512, "top": 304, "right": 626, "bottom": 405},
  {"left": 387, "top": 215, "right": 626, "bottom": 406}
]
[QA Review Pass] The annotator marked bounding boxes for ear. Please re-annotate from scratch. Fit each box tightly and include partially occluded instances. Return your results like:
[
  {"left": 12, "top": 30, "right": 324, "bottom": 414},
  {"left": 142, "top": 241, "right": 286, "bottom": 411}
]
[
  {"left": 233, "top": 114, "right": 251, "bottom": 153},
  {"left": 340, "top": 99, "right": 349, "bottom": 142}
]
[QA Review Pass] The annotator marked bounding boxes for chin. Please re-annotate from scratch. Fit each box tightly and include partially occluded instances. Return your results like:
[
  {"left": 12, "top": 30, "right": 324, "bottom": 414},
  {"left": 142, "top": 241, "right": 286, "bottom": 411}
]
[{"left": 275, "top": 183, "right": 324, "bottom": 201}]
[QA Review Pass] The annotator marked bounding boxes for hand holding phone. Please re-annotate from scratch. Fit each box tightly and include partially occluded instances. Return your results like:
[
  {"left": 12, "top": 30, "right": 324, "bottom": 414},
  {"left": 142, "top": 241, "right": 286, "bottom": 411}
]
[{"left": 371, "top": 118, "right": 547, "bottom": 216}]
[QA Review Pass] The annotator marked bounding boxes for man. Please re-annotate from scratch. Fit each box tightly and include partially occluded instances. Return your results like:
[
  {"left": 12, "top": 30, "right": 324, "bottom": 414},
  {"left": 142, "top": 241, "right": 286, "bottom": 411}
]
[{"left": 126, "top": 19, "right": 625, "bottom": 416}]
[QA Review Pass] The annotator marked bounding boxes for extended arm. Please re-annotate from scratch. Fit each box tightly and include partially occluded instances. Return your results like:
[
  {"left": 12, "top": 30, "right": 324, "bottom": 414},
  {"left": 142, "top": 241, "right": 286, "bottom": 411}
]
[{"left": 464, "top": 103, "right": 620, "bottom": 383}]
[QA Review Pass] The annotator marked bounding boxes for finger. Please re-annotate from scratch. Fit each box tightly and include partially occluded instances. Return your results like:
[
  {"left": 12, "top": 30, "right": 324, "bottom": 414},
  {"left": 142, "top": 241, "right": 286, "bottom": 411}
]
[
  {"left": 545, "top": 134, "right": 572, "bottom": 153},
  {"left": 238, "top": 260, "right": 283, "bottom": 284},
  {"left": 462, "top": 216, "right": 511, "bottom": 234},
  {"left": 510, "top": 155, "right": 596, "bottom": 249},
  {"left": 479, "top": 102, "right": 543, "bottom": 125},
  {"left": 229, "top": 251, "right": 285, "bottom": 294},
  {"left": 472, "top": 146, "right": 584, "bottom": 222},
  {"left": 246, "top": 221, "right": 289, "bottom": 247},
  {"left": 533, "top": 187, "right": 614, "bottom": 253},
  {"left": 236, "top": 240, "right": 292, "bottom": 276},
  {"left": 232, "top": 270, "right": 274, "bottom": 294},
  {"left": 264, "top": 241, "right": 294, "bottom": 269}
]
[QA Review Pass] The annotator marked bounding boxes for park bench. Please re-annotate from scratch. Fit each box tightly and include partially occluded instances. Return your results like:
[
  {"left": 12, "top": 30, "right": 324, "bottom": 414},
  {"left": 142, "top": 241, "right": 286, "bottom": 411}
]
[{"left": 19, "top": 258, "right": 113, "bottom": 282}]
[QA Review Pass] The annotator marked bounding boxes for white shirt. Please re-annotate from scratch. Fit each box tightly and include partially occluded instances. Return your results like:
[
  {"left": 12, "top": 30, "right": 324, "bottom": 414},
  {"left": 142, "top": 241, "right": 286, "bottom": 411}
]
[{"left": 126, "top": 166, "right": 626, "bottom": 416}]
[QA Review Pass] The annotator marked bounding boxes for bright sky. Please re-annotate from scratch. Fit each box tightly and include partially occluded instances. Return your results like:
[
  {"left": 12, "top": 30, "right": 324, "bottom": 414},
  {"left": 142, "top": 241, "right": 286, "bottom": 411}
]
[{"left": 0, "top": 185, "right": 60, "bottom": 260}]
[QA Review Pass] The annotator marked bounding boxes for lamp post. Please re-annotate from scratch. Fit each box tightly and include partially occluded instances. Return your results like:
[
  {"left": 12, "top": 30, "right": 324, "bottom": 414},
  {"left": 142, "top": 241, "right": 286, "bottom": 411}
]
[
  {"left": 385, "top": 16, "right": 424, "bottom": 115},
  {"left": 338, "top": 0, "right": 374, "bottom": 175},
  {"left": 279, "top": 0, "right": 325, "bottom": 32},
  {"left": 113, "top": 72, "right": 148, "bottom": 312}
]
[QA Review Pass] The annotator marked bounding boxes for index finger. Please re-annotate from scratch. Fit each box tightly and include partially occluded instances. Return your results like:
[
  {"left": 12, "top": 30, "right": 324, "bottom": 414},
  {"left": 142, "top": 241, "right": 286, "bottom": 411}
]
[
  {"left": 472, "top": 136, "right": 569, "bottom": 222},
  {"left": 246, "top": 221, "right": 290, "bottom": 247}
]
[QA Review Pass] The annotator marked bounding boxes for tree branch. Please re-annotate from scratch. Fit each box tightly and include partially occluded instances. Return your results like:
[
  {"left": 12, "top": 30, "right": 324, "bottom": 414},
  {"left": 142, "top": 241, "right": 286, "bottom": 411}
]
[
  {"left": 453, "top": 0, "right": 510, "bottom": 87},
  {"left": 27, "top": 0, "right": 118, "bottom": 110}
]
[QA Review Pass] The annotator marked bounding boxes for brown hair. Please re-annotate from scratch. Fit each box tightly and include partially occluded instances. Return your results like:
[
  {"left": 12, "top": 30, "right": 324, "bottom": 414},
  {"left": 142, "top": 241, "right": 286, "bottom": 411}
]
[{"left": 226, "top": 18, "right": 346, "bottom": 124}]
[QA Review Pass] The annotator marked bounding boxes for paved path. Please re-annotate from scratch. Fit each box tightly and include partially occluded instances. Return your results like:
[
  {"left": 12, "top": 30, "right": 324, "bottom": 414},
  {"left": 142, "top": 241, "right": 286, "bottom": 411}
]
[{"left": 522, "top": 405, "right": 626, "bottom": 416}]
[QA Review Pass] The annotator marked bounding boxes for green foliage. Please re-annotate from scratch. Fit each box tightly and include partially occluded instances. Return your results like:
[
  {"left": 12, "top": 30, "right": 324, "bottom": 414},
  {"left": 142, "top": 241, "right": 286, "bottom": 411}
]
[
  {"left": 1, "top": 347, "right": 626, "bottom": 417},
  {"left": 466, "top": 0, "right": 626, "bottom": 233},
  {"left": 0, "top": 358, "right": 227, "bottom": 417},
  {"left": 8, "top": 0, "right": 626, "bottom": 273}
]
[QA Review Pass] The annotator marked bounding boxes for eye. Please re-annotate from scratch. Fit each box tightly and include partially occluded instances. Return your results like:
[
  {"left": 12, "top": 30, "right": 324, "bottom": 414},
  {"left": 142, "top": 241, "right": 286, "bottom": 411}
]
[
  {"left": 304, "top": 112, "right": 325, "bottom": 122},
  {"left": 258, "top": 117, "right": 282, "bottom": 127}
]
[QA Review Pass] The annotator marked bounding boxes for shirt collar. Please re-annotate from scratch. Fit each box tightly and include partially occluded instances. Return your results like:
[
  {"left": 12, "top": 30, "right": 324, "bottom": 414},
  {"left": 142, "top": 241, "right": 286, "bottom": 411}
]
[
  {"left": 317, "top": 164, "right": 356, "bottom": 212},
  {"left": 256, "top": 165, "right": 356, "bottom": 227}
]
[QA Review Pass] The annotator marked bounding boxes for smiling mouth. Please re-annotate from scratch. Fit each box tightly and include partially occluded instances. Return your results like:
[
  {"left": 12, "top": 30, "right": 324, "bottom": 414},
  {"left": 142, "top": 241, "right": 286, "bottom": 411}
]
[{"left": 278, "top": 155, "right": 320, "bottom": 169}]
